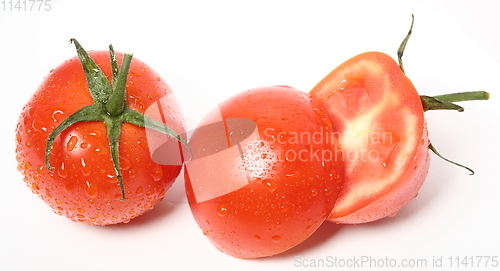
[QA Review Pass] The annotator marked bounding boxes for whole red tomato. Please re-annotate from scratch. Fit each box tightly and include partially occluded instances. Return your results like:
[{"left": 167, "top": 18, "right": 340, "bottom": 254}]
[
  {"left": 185, "top": 86, "right": 344, "bottom": 258},
  {"left": 15, "top": 40, "right": 186, "bottom": 225}
]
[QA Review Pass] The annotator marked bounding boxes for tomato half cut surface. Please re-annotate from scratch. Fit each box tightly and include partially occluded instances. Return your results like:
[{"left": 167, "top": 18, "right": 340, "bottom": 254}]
[
  {"left": 310, "top": 52, "right": 430, "bottom": 224},
  {"left": 185, "top": 86, "right": 343, "bottom": 258}
]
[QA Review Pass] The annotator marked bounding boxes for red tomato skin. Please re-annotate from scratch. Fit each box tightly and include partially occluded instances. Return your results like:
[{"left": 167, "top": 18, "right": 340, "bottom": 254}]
[
  {"left": 185, "top": 86, "right": 343, "bottom": 258},
  {"left": 15, "top": 51, "right": 184, "bottom": 225},
  {"left": 310, "top": 52, "right": 427, "bottom": 224}
]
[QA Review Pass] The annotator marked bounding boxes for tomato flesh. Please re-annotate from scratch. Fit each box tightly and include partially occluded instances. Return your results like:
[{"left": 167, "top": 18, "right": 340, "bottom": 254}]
[
  {"left": 310, "top": 52, "right": 428, "bottom": 223},
  {"left": 185, "top": 86, "right": 343, "bottom": 258}
]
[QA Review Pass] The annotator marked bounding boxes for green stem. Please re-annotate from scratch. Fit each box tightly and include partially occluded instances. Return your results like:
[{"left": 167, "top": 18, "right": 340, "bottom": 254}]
[
  {"left": 70, "top": 38, "right": 112, "bottom": 104},
  {"left": 433, "top": 91, "right": 490, "bottom": 103},
  {"left": 420, "top": 95, "right": 464, "bottom": 112},
  {"left": 421, "top": 91, "right": 490, "bottom": 112},
  {"left": 109, "top": 44, "right": 119, "bottom": 86},
  {"left": 429, "top": 143, "right": 474, "bottom": 175},
  {"left": 395, "top": 16, "right": 487, "bottom": 176},
  {"left": 106, "top": 53, "right": 133, "bottom": 116},
  {"left": 105, "top": 117, "right": 126, "bottom": 200},
  {"left": 397, "top": 14, "right": 414, "bottom": 74}
]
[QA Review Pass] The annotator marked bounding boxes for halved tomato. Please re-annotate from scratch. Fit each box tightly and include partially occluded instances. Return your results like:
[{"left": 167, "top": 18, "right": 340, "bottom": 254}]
[
  {"left": 310, "top": 52, "right": 430, "bottom": 223},
  {"left": 185, "top": 86, "right": 344, "bottom": 258}
]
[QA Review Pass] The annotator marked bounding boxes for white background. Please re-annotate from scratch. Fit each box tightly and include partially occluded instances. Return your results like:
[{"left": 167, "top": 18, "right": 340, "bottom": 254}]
[{"left": 1, "top": 0, "right": 499, "bottom": 270}]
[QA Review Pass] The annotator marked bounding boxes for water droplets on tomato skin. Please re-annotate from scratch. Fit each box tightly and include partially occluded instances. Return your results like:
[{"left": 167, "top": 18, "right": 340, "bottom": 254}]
[
  {"left": 149, "top": 166, "right": 163, "bottom": 181},
  {"left": 84, "top": 181, "right": 98, "bottom": 198},
  {"left": 66, "top": 136, "right": 78, "bottom": 151},
  {"left": 271, "top": 235, "right": 282, "bottom": 243},
  {"left": 120, "top": 156, "right": 131, "bottom": 170},
  {"left": 80, "top": 158, "right": 92, "bottom": 176},
  {"left": 262, "top": 179, "right": 278, "bottom": 193},
  {"left": 217, "top": 205, "right": 228, "bottom": 217},
  {"left": 51, "top": 110, "right": 64, "bottom": 122},
  {"left": 135, "top": 186, "right": 144, "bottom": 195},
  {"left": 57, "top": 163, "right": 68, "bottom": 178}
]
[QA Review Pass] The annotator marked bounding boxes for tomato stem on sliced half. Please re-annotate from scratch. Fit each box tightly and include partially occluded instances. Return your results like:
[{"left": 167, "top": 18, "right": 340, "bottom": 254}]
[
  {"left": 397, "top": 15, "right": 489, "bottom": 175},
  {"left": 45, "top": 39, "right": 191, "bottom": 201},
  {"left": 397, "top": 14, "right": 414, "bottom": 74}
]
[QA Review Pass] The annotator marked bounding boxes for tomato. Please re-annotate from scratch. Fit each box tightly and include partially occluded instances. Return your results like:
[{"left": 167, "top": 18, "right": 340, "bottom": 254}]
[
  {"left": 310, "top": 52, "right": 430, "bottom": 224},
  {"left": 15, "top": 40, "right": 186, "bottom": 225},
  {"left": 184, "top": 86, "right": 343, "bottom": 258}
]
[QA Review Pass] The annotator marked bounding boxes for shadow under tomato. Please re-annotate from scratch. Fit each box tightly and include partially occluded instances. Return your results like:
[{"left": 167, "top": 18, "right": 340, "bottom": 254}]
[{"left": 263, "top": 222, "right": 345, "bottom": 260}]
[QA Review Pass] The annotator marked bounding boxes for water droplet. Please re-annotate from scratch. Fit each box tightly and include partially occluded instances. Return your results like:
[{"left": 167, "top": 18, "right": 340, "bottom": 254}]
[
  {"left": 271, "top": 235, "right": 282, "bottom": 243},
  {"left": 203, "top": 230, "right": 210, "bottom": 236},
  {"left": 36, "top": 165, "right": 44, "bottom": 174},
  {"left": 52, "top": 110, "right": 64, "bottom": 122},
  {"left": 138, "top": 138, "right": 148, "bottom": 149},
  {"left": 89, "top": 130, "right": 102, "bottom": 137},
  {"left": 252, "top": 177, "right": 262, "bottom": 183},
  {"left": 55, "top": 199, "right": 62, "bottom": 205},
  {"left": 217, "top": 205, "right": 228, "bottom": 217},
  {"left": 262, "top": 179, "right": 278, "bottom": 193},
  {"left": 57, "top": 163, "right": 68, "bottom": 178},
  {"left": 254, "top": 235, "right": 262, "bottom": 241},
  {"left": 311, "top": 189, "right": 318, "bottom": 197},
  {"left": 149, "top": 166, "right": 163, "bottom": 181},
  {"left": 64, "top": 182, "right": 75, "bottom": 194},
  {"left": 120, "top": 156, "right": 131, "bottom": 170},
  {"left": 85, "top": 181, "right": 98, "bottom": 198},
  {"left": 94, "top": 147, "right": 108, "bottom": 155},
  {"left": 15, "top": 132, "right": 22, "bottom": 144},
  {"left": 135, "top": 186, "right": 144, "bottom": 195},
  {"left": 32, "top": 117, "right": 48, "bottom": 132},
  {"left": 80, "top": 158, "right": 92, "bottom": 176},
  {"left": 80, "top": 142, "right": 88, "bottom": 149},
  {"left": 324, "top": 187, "right": 333, "bottom": 196},
  {"left": 77, "top": 208, "right": 85, "bottom": 214},
  {"left": 31, "top": 182, "right": 40, "bottom": 191},
  {"left": 66, "top": 136, "right": 78, "bottom": 152},
  {"left": 23, "top": 162, "right": 32, "bottom": 171}
]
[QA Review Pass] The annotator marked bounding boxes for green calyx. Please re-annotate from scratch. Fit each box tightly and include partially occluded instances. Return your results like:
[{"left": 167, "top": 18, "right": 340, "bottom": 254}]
[
  {"left": 397, "top": 15, "right": 490, "bottom": 175},
  {"left": 45, "top": 39, "right": 190, "bottom": 201}
]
